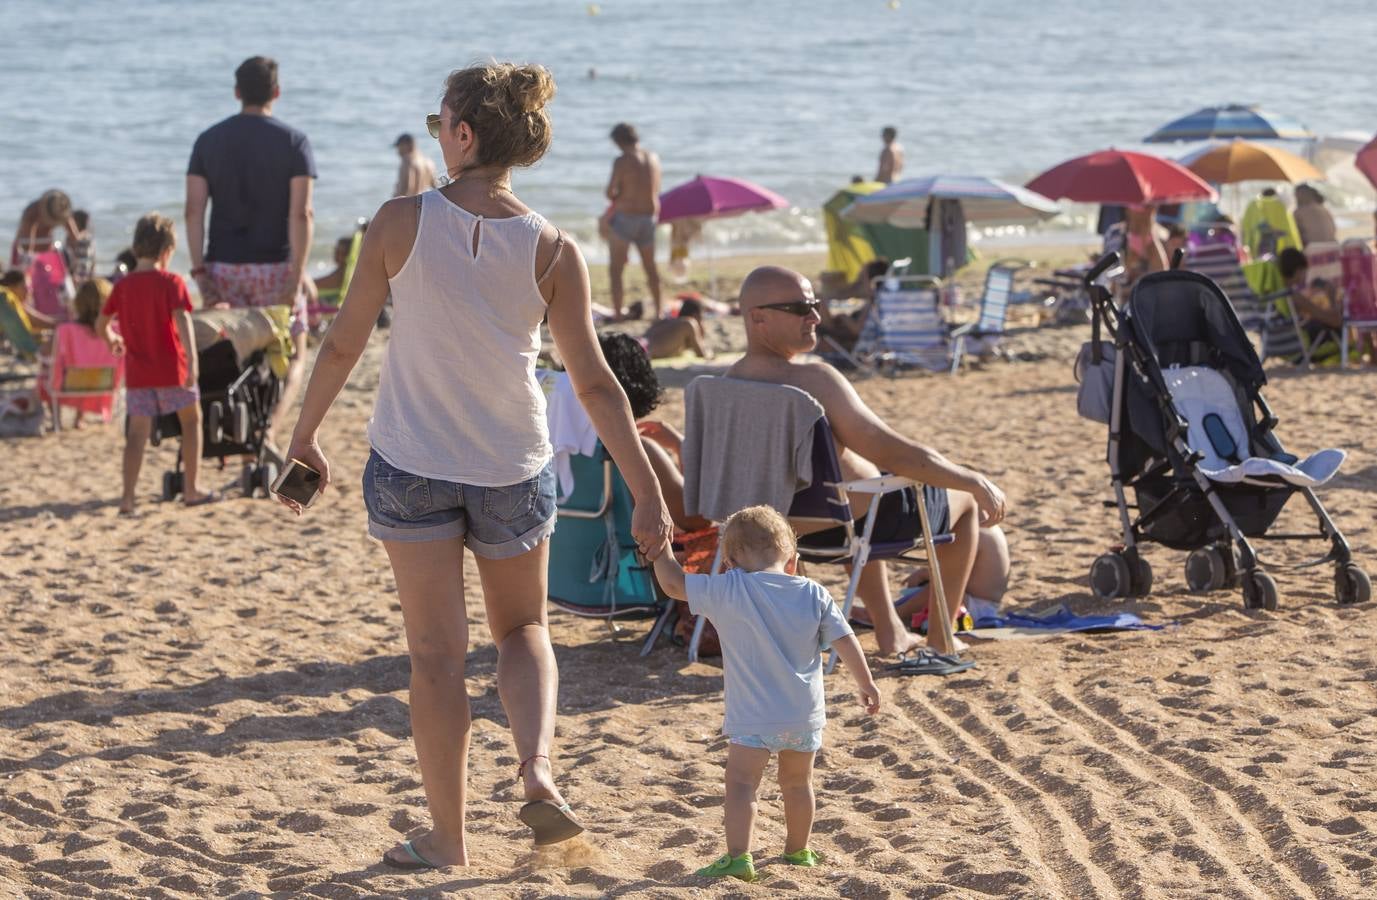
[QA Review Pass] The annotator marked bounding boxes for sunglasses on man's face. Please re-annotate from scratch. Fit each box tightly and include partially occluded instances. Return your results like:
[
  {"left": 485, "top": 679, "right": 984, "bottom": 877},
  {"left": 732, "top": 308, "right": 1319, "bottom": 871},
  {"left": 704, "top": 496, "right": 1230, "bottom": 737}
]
[
  {"left": 426, "top": 114, "right": 442, "bottom": 139},
  {"left": 758, "top": 298, "right": 821, "bottom": 317}
]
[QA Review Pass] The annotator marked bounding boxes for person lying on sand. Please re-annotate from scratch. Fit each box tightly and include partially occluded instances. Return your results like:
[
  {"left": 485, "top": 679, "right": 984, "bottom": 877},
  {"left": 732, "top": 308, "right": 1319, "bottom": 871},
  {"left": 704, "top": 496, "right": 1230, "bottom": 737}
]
[
  {"left": 724, "top": 265, "right": 1008, "bottom": 657},
  {"left": 652, "top": 505, "right": 880, "bottom": 883},
  {"left": 642, "top": 296, "right": 713, "bottom": 360}
]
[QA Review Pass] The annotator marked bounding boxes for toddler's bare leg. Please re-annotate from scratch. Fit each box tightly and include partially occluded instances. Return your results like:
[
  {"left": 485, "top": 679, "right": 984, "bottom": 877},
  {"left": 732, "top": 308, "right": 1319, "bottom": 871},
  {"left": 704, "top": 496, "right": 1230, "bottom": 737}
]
[
  {"left": 777, "top": 750, "right": 816, "bottom": 854},
  {"left": 723, "top": 744, "right": 770, "bottom": 857}
]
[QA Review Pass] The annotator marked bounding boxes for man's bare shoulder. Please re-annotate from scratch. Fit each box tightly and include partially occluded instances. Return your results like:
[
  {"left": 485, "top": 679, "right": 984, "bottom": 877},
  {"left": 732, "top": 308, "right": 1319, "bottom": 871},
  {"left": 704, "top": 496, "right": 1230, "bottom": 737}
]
[{"left": 725, "top": 357, "right": 851, "bottom": 406}]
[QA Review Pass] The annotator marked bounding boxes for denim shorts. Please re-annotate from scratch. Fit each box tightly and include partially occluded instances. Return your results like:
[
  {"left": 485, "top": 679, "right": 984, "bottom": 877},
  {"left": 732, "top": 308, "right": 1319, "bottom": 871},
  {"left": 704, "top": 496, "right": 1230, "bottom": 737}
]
[
  {"left": 361, "top": 448, "right": 557, "bottom": 559},
  {"left": 729, "top": 729, "right": 824, "bottom": 753}
]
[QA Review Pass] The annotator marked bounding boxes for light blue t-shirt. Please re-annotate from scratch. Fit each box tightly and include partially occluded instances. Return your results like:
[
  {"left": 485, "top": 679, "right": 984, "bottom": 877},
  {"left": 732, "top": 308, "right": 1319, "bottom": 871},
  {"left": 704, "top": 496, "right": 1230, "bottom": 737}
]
[{"left": 685, "top": 568, "right": 853, "bottom": 736}]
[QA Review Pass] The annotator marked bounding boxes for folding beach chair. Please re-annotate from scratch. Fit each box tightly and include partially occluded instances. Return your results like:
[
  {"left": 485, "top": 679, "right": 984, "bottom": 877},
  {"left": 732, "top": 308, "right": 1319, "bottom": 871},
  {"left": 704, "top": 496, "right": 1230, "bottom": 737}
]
[
  {"left": 851, "top": 275, "right": 952, "bottom": 374},
  {"left": 48, "top": 364, "right": 119, "bottom": 432},
  {"left": 1340, "top": 239, "right": 1377, "bottom": 369},
  {"left": 950, "top": 258, "right": 1028, "bottom": 372},
  {"left": 308, "top": 220, "right": 366, "bottom": 327},
  {"left": 676, "top": 376, "right": 961, "bottom": 673},
  {"left": 547, "top": 443, "right": 671, "bottom": 651}
]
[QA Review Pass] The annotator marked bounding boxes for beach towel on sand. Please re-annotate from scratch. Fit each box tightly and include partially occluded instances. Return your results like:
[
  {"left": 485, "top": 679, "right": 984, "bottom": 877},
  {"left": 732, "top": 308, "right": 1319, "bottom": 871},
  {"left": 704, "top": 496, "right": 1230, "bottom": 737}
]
[{"left": 966, "top": 603, "right": 1164, "bottom": 641}]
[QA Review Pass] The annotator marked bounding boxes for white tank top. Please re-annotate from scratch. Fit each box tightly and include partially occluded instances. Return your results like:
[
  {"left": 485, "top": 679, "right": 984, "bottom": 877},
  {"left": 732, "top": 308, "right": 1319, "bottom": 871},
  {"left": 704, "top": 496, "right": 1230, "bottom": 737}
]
[{"left": 368, "top": 190, "right": 552, "bottom": 486}]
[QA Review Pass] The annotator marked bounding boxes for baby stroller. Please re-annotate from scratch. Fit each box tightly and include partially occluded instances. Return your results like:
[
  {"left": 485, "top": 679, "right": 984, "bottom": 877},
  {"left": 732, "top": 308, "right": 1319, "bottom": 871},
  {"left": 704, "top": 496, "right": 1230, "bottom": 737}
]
[
  {"left": 1076, "top": 251, "right": 1369, "bottom": 609},
  {"left": 150, "top": 337, "right": 283, "bottom": 500}
]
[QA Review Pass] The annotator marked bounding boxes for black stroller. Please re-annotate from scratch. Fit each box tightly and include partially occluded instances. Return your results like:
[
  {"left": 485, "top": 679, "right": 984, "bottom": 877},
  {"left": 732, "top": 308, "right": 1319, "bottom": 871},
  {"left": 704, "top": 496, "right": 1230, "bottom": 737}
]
[
  {"left": 1077, "top": 251, "right": 1369, "bottom": 609},
  {"left": 149, "top": 338, "right": 283, "bottom": 499}
]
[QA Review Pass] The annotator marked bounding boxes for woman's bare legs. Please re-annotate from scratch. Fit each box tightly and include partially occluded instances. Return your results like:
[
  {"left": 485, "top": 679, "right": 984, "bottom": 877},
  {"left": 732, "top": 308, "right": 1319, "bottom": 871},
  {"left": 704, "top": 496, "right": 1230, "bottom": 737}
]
[
  {"left": 382, "top": 536, "right": 472, "bottom": 867},
  {"left": 473, "top": 541, "right": 568, "bottom": 808}
]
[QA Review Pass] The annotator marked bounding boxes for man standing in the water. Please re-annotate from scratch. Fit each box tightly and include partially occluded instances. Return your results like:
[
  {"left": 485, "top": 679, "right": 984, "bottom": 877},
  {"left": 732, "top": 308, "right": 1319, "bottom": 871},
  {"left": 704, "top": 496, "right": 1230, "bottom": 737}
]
[
  {"left": 605, "top": 122, "right": 662, "bottom": 320},
  {"left": 877, "top": 126, "right": 904, "bottom": 184}
]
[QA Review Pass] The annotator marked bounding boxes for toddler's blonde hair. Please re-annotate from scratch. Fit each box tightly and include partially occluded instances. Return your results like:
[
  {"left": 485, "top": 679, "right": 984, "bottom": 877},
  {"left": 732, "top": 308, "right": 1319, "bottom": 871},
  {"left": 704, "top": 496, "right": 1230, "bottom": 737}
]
[{"left": 721, "top": 505, "right": 796, "bottom": 571}]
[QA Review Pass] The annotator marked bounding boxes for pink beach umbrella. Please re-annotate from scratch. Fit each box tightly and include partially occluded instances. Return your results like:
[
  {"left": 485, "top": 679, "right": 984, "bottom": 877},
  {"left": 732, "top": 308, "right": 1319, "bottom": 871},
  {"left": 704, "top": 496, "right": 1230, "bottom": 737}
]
[
  {"left": 1356, "top": 134, "right": 1377, "bottom": 191},
  {"left": 658, "top": 175, "right": 788, "bottom": 223},
  {"left": 657, "top": 175, "right": 788, "bottom": 298}
]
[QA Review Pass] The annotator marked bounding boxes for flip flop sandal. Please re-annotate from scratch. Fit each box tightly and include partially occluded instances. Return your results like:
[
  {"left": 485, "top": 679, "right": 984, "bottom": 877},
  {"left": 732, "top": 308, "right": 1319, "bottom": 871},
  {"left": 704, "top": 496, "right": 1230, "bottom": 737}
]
[
  {"left": 184, "top": 490, "right": 223, "bottom": 508},
  {"left": 518, "top": 799, "right": 585, "bottom": 846},
  {"left": 883, "top": 649, "right": 976, "bottom": 677},
  {"left": 382, "top": 839, "right": 440, "bottom": 870}
]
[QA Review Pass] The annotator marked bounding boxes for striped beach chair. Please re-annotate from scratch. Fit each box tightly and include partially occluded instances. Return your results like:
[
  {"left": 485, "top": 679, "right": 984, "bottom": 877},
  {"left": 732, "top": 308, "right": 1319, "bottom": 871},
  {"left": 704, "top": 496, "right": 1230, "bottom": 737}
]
[
  {"left": 950, "top": 258, "right": 1027, "bottom": 372},
  {"left": 1340, "top": 239, "right": 1377, "bottom": 368},
  {"left": 852, "top": 275, "right": 952, "bottom": 373}
]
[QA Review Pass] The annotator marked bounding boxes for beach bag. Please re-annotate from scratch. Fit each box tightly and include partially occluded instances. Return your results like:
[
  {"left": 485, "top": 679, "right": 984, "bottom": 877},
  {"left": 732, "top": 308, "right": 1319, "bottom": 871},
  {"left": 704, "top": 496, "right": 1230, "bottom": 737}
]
[
  {"left": 0, "top": 391, "right": 44, "bottom": 437},
  {"left": 1074, "top": 338, "right": 1116, "bottom": 424}
]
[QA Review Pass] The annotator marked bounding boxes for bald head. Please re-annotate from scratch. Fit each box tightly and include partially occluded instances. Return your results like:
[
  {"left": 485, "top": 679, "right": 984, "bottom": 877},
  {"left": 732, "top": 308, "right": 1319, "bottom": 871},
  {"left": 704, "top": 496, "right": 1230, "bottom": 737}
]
[{"left": 738, "top": 266, "right": 809, "bottom": 312}]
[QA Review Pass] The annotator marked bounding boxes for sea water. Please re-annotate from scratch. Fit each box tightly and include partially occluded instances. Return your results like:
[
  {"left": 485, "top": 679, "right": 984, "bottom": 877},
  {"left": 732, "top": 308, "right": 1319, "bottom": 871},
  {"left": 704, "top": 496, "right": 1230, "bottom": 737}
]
[{"left": 3, "top": 0, "right": 1373, "bottom": 270}]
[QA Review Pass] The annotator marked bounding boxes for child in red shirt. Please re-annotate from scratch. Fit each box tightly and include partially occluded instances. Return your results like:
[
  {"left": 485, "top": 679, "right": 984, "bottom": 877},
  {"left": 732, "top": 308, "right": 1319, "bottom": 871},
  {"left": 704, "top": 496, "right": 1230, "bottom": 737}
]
[{"left": 97, "top": 213, "right": 216, "bottom": 513}]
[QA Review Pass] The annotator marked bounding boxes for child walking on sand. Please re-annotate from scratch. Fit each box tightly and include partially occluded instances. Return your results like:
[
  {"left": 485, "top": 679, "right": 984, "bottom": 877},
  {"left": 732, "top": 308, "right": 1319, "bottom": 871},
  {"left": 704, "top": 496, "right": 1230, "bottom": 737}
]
[
  {"left": 96, "top": 213, "right": 216, "bottom": 514},
  {"left": 653, "top": 505, "right": 881, "bottom": 883}
]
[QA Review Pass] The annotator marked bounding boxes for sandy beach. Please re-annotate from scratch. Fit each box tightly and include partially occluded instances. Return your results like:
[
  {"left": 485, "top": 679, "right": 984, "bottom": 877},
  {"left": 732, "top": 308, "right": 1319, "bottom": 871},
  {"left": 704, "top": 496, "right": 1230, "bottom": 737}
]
[{"left": 3, "top": 251, "right": 1376, "bottom": 899}]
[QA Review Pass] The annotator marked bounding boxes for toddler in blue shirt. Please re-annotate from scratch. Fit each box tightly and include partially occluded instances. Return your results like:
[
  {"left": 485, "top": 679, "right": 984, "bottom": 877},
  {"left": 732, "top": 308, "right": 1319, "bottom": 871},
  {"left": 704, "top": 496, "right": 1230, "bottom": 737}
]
[{"left": 654, "top": 505, "right": 880, "bottom": 883}]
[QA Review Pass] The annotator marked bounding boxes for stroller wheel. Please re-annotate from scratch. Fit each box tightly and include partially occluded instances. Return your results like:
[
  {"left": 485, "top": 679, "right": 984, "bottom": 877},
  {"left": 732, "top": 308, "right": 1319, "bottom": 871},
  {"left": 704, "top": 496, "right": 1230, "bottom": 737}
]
[
  {"left": 1090, "top": 553, "right": 1131, "bottom": 600},
  {"left": 1185, "top": 547, "right": 1227, "bottom": 593},
  {"left": 1335, "top": 564, "right": 1371, "bottom": 606},
  {"left": 1130, "top": 557, "right": 1153, "bottom": 597},
  {"left": 161, "top": 471, "right": 178, "bottom": 502},
  {"left": 207, "top": 401, "right": 225, "bottom": 445},
  {"left": 1242, "top": 571, "right": 1279, "bottom": 611},
  {"left": 231, "top": 401, "right": 250, "bottom": 445},
  {"left": 241, "top": 463, "right": 257, "bottom": 498}
]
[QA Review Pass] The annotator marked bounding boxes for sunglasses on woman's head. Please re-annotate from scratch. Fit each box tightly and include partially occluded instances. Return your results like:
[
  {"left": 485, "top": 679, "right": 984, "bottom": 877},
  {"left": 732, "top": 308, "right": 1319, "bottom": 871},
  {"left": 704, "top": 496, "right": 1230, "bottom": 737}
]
[
  {"left": 758, "top": 298, "right": 821, "bottom": 316},
  {"left": 426, "top": 114, "right": 442, "bottom": 139}
]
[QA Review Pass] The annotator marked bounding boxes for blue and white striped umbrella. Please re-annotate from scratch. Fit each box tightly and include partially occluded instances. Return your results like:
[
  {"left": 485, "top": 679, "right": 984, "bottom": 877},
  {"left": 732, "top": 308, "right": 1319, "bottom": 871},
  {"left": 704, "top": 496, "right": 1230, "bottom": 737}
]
[
  {"left": 840, "top": 174, "right": 1060, "bottom": 227},
  {"left": 1143, "top": 104, "right": 1312, "bottom": 143}
]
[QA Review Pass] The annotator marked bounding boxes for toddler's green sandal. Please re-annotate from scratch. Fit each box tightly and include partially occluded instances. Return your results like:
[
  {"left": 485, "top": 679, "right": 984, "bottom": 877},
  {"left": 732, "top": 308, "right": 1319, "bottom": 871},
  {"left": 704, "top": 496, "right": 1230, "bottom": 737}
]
[
  {"left": 782, "top": 848, "right": 822, "bottom": 867},
  {"left": 696, "top": 852, "right": 757, "bottom": 882}
]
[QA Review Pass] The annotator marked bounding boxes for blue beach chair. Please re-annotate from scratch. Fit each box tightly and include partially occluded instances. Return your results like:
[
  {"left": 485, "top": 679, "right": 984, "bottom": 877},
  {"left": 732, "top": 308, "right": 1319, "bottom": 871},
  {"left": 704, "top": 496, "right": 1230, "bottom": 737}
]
[
  {"left": 950, "top": 258, "right": 1028, "bottom": 372},
  {"left": 547, "top": 444, "right": 671, "bottom": 651},
  {"left": 851, "top": 275, "right": 953, "bottom": 374}
]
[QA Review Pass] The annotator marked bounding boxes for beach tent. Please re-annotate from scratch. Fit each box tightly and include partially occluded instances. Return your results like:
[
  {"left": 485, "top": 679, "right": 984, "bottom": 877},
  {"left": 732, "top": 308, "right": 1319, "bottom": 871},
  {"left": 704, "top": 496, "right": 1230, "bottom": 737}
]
[{"left": 823, "top": 182, "right": 928, "bottom": 283}]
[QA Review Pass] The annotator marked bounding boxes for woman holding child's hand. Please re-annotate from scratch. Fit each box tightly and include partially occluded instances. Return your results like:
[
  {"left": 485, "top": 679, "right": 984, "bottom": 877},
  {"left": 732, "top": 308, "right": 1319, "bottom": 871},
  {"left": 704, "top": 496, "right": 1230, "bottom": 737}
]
[{"left": 280, "top": 63, "right": 671, "bottom": 869}]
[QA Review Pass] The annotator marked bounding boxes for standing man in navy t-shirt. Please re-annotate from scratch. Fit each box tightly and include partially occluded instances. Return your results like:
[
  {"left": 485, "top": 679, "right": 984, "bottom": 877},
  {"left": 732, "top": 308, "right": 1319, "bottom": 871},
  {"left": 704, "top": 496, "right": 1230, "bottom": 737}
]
[{"left": 185, "top": 56, "right": 316, "bottom": 453}]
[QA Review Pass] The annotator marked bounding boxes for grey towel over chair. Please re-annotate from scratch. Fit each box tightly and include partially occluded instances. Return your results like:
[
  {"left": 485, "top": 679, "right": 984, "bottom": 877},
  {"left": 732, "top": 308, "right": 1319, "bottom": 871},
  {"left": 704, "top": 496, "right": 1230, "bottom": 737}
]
[{"left": 682, "top": 376, "right": 825, "bottom": 522}]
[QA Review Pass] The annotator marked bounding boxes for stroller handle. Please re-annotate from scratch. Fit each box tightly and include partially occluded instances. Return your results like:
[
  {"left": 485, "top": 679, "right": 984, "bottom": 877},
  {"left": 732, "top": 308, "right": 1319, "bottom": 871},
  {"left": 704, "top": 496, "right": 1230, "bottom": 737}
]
[{"left": 1084, "top": 250, "right": 1121, "bottom": 286}]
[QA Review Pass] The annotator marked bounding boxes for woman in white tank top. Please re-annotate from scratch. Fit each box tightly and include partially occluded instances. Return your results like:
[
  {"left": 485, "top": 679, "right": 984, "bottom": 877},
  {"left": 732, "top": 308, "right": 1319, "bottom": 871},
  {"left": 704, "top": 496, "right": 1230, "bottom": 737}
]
[{"left": 281, "top": 63, "right": 672, "bottom": 868}]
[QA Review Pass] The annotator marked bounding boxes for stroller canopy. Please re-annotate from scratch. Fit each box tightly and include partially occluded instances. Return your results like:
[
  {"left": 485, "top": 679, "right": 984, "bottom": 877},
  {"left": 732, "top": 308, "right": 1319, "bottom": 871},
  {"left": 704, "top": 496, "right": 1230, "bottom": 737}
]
[{"left": 1128, "top": 271, "right": 1266, "bottom": 392}]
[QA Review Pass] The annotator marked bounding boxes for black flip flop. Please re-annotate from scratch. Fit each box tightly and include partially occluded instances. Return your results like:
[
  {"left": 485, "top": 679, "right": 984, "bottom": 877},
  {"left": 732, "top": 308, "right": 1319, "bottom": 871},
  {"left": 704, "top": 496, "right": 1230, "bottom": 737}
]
[
  {"left": 883, "top": 649, "right": 976, "bottom": 677},
  {"left": 518, "top": 799, "right": 585, "bottom": 846}
]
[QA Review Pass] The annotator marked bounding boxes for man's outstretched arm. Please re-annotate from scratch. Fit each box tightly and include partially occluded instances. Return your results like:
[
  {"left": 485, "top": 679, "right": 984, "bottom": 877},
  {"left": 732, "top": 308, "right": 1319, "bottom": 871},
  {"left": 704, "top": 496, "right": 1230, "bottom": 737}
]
[{"left": 801, "top": 362, "right": 1006, "bottom": 525}]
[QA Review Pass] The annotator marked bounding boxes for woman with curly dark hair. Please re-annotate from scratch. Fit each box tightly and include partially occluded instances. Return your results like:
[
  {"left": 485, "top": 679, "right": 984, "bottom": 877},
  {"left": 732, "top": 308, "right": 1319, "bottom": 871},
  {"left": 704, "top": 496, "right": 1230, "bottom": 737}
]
[
  {"left": 283, "top": 63, "right": 673, "bottom": 867},
  {"left": 597, "top": 332, "right": 709, "bottom": 533}
]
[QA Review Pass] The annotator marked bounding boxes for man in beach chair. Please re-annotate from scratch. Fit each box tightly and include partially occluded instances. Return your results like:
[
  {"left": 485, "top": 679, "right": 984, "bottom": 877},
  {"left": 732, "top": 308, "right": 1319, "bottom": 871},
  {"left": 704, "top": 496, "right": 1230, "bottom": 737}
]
[{"left": 682, "top": 265, "right": 1007, "bottom": 660}]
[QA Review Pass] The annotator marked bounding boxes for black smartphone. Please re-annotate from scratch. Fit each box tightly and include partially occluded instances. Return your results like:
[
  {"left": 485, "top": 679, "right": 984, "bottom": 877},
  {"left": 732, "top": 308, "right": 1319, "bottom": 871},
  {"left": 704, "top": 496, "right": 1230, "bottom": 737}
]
[{"left": 272, "top": 458, "right": 324, "bottom": 508}]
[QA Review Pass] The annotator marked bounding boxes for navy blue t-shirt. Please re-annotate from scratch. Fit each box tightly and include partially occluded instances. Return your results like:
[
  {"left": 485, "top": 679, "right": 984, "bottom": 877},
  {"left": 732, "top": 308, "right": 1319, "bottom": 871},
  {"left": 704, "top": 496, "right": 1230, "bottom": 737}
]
[{"left": 187, "top": 114, "right": 317, "bottom": 264}]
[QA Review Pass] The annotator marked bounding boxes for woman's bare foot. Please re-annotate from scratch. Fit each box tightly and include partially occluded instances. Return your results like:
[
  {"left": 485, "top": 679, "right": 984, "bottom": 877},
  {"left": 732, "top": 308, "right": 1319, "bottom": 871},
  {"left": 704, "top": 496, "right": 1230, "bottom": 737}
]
[
  {"left": 118, "top": 501, "right": 136, "bottom": 516},
  {"left": 383, "top": 830, "right": 468, "bottom": 868}
]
